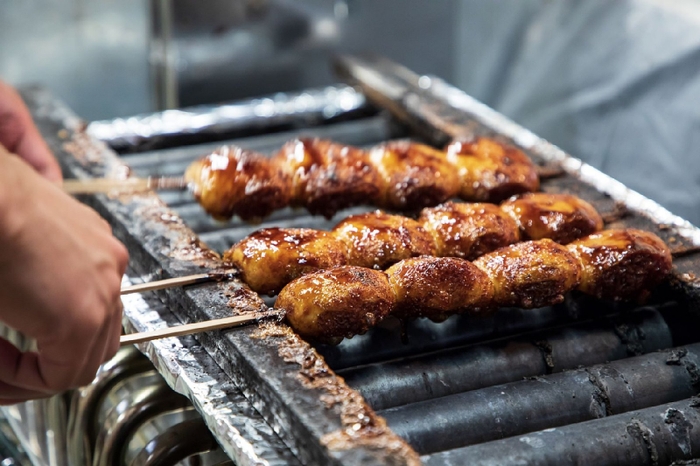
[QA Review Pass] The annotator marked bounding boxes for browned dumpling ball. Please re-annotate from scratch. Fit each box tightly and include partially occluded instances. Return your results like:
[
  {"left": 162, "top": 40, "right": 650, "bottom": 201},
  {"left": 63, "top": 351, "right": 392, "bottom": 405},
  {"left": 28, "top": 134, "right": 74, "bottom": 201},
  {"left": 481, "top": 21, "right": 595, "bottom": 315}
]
[
  {"left": 473, "top": 239, "right": 582, "bottom": 309},
  {"left": 185, "top": 146, "right": 290, "bottom": 221},
  {"left": 224, "top": 228, "right": 347, "bottom": 295},
  {"left": 419, "top": 201, "right": 520, "bottom": 260},
  {"left": 272, "top": 138, "right": 382, "bottom": 218},
  {"left": 500, "top": 193, "right": 603, "bottom": 244},
  {"left": 567, "top": 229, "right": 672, "bottom": 301},
  {"left": 276, "top": 266, "right": 395, "bottom": 343},
  {"left": 369, "top": 141, "right": 460, "bottom": 210},
  {"left": 385, "top": 256, "right": 494, "bottom": 321},
  {"left": 445, "top": 137, "right": 539, "bottom": 202},
  {"left": 332, "top": 211, "right": 436, "bottom": 270}
]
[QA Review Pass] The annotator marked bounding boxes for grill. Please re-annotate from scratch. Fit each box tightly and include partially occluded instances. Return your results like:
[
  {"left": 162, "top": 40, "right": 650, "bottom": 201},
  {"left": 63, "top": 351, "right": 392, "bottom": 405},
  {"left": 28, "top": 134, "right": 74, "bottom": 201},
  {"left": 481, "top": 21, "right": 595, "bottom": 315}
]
[{"left": 15, "top": 55, "right": 700, "bottom": 465}]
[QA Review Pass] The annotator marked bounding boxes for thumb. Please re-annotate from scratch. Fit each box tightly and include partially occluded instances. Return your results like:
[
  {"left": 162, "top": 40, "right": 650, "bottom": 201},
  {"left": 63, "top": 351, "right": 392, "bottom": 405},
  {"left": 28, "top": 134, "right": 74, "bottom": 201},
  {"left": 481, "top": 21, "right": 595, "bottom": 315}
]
[{"left": 0, "top": 335, "right": 84, "bottom": 394}]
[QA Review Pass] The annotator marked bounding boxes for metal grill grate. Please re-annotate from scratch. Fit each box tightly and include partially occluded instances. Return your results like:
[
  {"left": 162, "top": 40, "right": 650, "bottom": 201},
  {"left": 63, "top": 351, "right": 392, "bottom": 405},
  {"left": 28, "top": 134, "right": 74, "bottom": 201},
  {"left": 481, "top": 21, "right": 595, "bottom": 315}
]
[
  {"left": 119, "top": 108, "right": 700, "bottom": 465},
  {"left": 25, "top": 55, "right": 700, "bottom": 465}
]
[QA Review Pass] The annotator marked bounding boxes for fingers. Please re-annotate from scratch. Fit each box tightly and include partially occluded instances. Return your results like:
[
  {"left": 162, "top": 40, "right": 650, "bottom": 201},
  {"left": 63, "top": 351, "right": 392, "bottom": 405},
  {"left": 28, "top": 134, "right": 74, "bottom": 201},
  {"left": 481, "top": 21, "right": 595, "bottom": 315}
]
[
  {"left": 0, "top": 395, "right": 51, "bottom": 406},
  {"left": 36, "top": 281, "right": 122, "bottom": 391},
  {"left": 0, "top": 336, "right": 54, "bottom": 394},
  {"left": 14, "top": 123, "right": 63, "bottom": 183},
  {"left": 0, "top": 378, "right": 52, "bottom": 405},
  {"left": 0, "top": 278, "right": 124, "bottom": 393},
  {"left": 113, "top": 240, "right": 129, "bottom": 278},
  {"left": 104, "top": 299, "right": 124, "bottom": 363},
  {"left": 0, "top": 338, "right": 53, "bottom": 400},
  {"left": 104, "top": 240, "right": 127, "bottom": 364},
  {"left": 0, "top": 81, "right": 62, "bottom": 183},
  {"left": 0, "top": 379, "right": 51, "bottom": 401},
  {"left": 0, "top": 399, "right": 34, "bottom": 406},
  {"left": 74, "top": 299, "right": 123, "bottom": 388},
  {"left": 0, "top": 153, "right": 129, "bottom": 398}
]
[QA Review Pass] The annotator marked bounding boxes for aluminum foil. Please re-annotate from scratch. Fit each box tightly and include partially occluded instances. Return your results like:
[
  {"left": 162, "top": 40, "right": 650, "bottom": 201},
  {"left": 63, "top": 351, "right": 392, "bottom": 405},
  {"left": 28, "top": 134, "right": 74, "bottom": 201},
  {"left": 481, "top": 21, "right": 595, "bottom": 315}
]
[
  {"left": 87, "top": 85, "right": 368, "bottom": 149},
  {"left": 120, "top": 276, "right": 297, "bottom": 466}
]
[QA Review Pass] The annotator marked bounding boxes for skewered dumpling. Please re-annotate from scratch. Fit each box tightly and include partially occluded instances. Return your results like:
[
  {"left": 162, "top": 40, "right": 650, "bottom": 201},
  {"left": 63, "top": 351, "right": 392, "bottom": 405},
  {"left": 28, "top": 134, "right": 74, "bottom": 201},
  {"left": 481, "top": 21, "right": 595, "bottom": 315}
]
[
  {"left": 419, "top": 201, "right": 520, "bottom": 260},
  {"left": 332, "top": 211, "right": 436, "bottom": 270},
  {"left": 445, "top": 137, "right": 539, "bottom": 202},
  {"left": 184, "top": 146, "right": 290, "bottom": 221},
  {"left": 500, "top": 192, "right": 603, "bottom": 244},
  {"left": 272, "top": 138, "right": 382, "bottom": 218},
  {"left": 224, "top": 228, "right": 347, "bottom": 295},
  {"left": 473, "top": 239, "right": 582, "bottom": 309},
  {"left": 567, "top": 229, "right": 672, "bottom": 301},
  {"left": 370, "top": 141, "right": 460, "bottom": 210},
  {"left": 386, "top": 256, "right": 494, "bottom": 321},
  {"left": 276, "top": 267, "right": 394, "bottom": 343}
]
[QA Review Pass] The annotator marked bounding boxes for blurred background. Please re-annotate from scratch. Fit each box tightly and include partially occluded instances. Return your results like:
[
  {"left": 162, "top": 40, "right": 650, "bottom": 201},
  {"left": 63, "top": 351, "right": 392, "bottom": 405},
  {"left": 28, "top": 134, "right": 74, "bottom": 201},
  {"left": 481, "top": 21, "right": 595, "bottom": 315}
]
[{"left": 1, "top": 0, "right": 699, "bottom": 225}]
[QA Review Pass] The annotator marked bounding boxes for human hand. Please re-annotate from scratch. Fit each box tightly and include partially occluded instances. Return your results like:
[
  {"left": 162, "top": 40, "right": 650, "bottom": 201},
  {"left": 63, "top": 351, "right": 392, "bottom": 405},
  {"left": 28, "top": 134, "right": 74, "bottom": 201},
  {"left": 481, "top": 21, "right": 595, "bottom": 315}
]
[
  {"left": 0, "top": 148, "right": 128, "bottom": 403},
  {"left": 0, "top": 80, "right": 62, "bottom": 183}
]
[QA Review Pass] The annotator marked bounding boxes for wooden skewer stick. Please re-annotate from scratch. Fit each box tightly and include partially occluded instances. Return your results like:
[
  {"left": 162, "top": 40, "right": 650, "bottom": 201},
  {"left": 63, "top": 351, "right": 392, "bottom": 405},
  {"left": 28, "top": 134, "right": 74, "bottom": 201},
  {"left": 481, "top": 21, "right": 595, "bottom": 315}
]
[
  {"left": 120, "top": 310, "right": 284, "bottom": 346},
  {"left": 63, "top": 176, "right": 189, "bottom": 194},
  {"left": 121, "top": 270, "right": 237, "bottom": 295},
  {"left": 121, "top": 274, "right": 211, "bottom": 295}
]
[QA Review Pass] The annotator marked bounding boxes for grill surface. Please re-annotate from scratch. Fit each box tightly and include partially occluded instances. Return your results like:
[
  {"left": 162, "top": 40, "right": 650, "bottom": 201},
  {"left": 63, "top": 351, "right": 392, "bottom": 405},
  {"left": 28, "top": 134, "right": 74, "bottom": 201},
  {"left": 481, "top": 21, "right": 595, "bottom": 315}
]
[
  {"left": 120, "top": 119, "right": 700, "bottom": 463},
  {"left": 24, "top": 55, "right": 700, "bottom": 465}
]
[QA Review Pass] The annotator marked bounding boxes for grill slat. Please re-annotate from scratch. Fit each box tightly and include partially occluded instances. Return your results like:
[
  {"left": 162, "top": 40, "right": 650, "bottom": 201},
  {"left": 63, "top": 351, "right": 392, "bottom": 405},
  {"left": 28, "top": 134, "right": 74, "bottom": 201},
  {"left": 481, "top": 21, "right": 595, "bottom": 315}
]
[
  {"left": 340, "top": 307, "right": 673, "bottom": 411},
  {"left": 318, "top": 297, "right": 629, "bottom": 371},
  {"left": 422, "top": 397, "right": 700, "bottom": 466},
  {"left": 381, "top": 343, "right": 700, "bottom": 454}
]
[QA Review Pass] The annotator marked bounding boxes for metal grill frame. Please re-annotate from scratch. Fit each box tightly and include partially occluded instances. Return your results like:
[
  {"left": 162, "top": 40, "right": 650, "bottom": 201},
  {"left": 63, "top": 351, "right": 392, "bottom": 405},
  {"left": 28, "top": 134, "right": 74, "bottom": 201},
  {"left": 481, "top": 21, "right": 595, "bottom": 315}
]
[{"left": 20, "top": 54, "right": 700, "bottom": 465}]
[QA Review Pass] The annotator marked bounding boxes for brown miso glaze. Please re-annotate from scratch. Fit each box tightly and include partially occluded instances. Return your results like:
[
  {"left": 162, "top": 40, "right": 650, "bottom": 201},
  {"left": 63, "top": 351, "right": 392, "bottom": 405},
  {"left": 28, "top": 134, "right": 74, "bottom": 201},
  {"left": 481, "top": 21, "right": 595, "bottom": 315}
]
[
  {"left": 567, "top": 229, "right": 673, "bottom": 301},
  {"left": 370, "top": 140, "right": 460, "bottom": 210},
  {"left": 445, "top": 137, "right": 539, "bottom": 202},
  {"left": 332, "top": 211, "right": 436, "bottom": 269},
  {"left": 473, "top": 239, "right": 582, "bottom": 308},
  {"left": 419, "top": 201, "right": 520, "bottom": 260},
  {"left": 272, "top": 138, "right": 382, "bottom": 218},
  {"left": 185, "top": 146, "right": 291, "bottom": 221},
  {"left": 251, "top": 323, "right": 421, "bottom": 465},
  {"left": 386, "top": 256, "right": 494, "bottom": 320},
  {"left": 501, "top": 192, "right": 604, "bottom": 244},
  {"left": 275, "top": 267, "right": 394, "bottom": 343},
  {"left": 224, "top": 228, "right": 347, "bottom": 296}
]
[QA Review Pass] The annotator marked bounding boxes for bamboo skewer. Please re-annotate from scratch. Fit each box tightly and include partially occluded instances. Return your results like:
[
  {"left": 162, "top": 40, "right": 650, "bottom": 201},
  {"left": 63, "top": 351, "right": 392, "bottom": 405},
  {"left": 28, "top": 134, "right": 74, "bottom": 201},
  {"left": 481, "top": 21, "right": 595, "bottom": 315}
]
[
  {"left": 120, "top": 310, "right": 284, "bottom": 346},
  {"left": 122, "top": 274, "right": 210, "bottom": 295},
  {"left": 121, "top": 271, "right": 237, "bottom": 295},
  {"left": 63, "top": 176, "right": 189, "bottom": 194}
]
